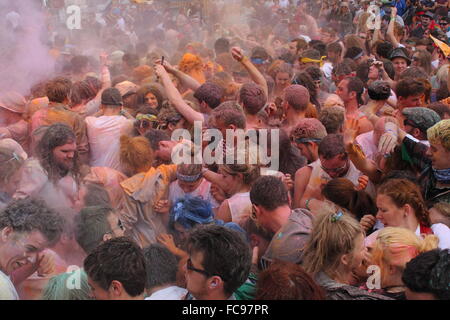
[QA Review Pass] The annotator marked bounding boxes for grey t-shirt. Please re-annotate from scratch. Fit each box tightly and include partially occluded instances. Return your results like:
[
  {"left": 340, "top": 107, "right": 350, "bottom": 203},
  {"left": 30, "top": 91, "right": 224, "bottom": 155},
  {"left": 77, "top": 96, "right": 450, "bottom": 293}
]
[{"left": 261, "top": 208, "right": 314, "bottom": 267}]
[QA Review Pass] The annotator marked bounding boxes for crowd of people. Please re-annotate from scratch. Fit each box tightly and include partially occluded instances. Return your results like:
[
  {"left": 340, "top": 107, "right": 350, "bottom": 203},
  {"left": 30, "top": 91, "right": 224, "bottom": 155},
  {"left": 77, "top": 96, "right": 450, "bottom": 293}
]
[{"left": 1, "top": 0, "right": 450, "bottom": 300}]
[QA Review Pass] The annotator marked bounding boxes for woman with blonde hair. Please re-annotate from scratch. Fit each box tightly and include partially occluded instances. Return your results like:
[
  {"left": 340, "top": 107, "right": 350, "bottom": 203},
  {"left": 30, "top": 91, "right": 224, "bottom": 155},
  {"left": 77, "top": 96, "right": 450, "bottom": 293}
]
[
  {"left": 119, "top": 135, "right": 177, "bottom": 247},
  {"left": 370, "top": 227, "right": 439, "bottom": 299},
  {"left": 373, "top": 179, "right": 450, "bottom": 249},
  {"left": 302, "top": 204, "right": 392, "bottom": 300}
]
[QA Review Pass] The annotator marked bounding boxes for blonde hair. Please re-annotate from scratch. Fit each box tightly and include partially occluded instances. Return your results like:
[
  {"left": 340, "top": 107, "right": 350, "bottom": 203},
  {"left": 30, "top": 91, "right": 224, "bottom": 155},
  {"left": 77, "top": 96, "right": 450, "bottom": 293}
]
[
  {"left": 302, "top": 204, "right": 363, "bottom": 276},
  {"left": 432, "top": 202, "right": 450, "bottom": 219},
  {"left": 119, "top": 135, "right": 154, "bottom": 175},
  {"left": 371, "top": 227, "right": 438, "bottom": 285},
  {"left": 427, "top": 119, "right": 450, "bottom": 150}
]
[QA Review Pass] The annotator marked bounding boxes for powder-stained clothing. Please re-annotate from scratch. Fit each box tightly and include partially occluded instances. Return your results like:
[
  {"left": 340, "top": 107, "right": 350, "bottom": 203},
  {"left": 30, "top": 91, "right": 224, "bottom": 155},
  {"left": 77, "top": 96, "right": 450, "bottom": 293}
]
[
  {"left": 13, "top": 158, "right": 79, "bottom": 211},
  {"left": 120, "top": 164, "right": 177, "bottom": 248},
  {"left": 0, "top": 120, "right": 29, "bottom": 154},
  {"left": 261, "top": 208, "right": 314, "bottom": 267},
  {"left": 30, "top": 103, "right": 89, "bottom": 159},
  {"left": 85, "top": 115, "right": 133, "bottom": 171},
  {"left": 83, "top": 167, "right": 128, "bottom": 209},
  {"left": 315, "top": 272, "right": 393, "bottom": 300}
]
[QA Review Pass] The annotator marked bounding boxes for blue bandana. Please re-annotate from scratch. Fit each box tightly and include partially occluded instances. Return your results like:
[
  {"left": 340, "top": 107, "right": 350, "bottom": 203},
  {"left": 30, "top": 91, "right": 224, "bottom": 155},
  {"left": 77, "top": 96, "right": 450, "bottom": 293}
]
[{"left": 433, "top": 168, "right": 450, "bottom": 184}]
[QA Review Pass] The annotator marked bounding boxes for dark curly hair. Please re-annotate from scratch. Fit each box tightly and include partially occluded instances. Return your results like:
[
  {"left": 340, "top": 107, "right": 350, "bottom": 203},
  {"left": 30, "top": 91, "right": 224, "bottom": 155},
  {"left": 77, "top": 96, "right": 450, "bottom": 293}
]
[
  {"left": 36, "top": 123, "right": 81, "bottom": 184},
  {"left": 0, "top": 198, "right": 64, "bottom": 246},
  {"left": 83, "top": 237, "right": 147, "bottom": 297}
]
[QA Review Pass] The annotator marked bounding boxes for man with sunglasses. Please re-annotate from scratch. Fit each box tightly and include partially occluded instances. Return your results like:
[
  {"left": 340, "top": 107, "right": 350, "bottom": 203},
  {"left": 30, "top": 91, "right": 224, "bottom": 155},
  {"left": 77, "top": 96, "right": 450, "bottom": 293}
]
[
  {"left": 294, "top": 134, "right": 374, "bottom": 210},
  {"left": 184, "top": 225, "right": 251, "bottom": 300},
  {"left": 438, "top": 16, "right": 450, "bottom": 38}
]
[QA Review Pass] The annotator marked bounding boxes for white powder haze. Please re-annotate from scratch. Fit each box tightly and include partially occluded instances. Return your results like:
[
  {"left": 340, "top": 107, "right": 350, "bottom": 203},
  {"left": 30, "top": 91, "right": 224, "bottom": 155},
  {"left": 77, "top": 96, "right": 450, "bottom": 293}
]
[{"left": 0, "top": 0, "right": 55, "bottom": 96}]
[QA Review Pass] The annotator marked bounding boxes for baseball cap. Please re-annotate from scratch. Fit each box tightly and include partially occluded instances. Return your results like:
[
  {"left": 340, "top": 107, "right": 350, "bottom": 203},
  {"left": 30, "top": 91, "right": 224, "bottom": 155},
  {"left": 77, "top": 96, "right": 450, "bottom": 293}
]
[
  {"left": 115, "top": 81, "right": 139, "bottom": 97},
  {"left": 101, "top": 87, "right": 123, "bottom": 106}
]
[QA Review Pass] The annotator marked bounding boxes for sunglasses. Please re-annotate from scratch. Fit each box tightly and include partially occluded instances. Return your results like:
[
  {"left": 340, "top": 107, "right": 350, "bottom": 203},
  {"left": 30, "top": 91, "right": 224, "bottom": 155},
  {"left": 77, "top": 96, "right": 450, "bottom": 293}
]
[{"left": 321, "top": 162, "right": 348, "bottom": 175}]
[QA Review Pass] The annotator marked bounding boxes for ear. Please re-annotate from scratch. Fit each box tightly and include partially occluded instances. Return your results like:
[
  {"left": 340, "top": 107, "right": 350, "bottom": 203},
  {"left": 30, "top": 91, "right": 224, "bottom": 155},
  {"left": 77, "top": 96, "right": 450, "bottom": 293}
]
[
  {"left": 340, "top": 252, "right": 351, "bottom": 267},
  {"left": 412, "top": 128, "right": 422, "bottom": 139},
  {"left": 403, "top": 203, "right": 413, "bottom": 218},
  {"left": 103, "top": 233, "right": 112, "bottom": 242},
  {"left": 0, "top": 226, "right": 13, "bottom": 242},
  {"left": 228, "top": 124, "right": 237, "bottom": 131},
  {"left": 110, "top": 280, "right": 123, "bottom": 297},
  {"left": 208, "top": 276, "right": 223, "bottom": 291},
  {"left": 168, "top": 123, "right": 175, "bottom": 132}
]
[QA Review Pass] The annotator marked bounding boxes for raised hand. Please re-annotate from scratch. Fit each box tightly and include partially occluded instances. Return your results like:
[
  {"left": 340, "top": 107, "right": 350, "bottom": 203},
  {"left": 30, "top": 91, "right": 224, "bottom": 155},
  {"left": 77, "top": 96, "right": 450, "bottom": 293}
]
[
  {"left": 231, "top": 47, "right": 244, "bottom": 62},
  {"left": 36, "top": 251, "right": 56, "bottom": 277},
  {"left": 360, "top": 215, "right": 377, "bottom": 233}
]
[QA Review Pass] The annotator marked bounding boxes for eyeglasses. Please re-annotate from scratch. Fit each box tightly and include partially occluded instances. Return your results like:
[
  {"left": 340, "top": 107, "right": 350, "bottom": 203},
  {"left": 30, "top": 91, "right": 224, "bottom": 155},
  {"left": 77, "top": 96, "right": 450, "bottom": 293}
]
[
  {"left": 321, "top": 162, "right": 348, "bottom": 175},
  {"left": 186, "top": 258, "right": 211, "bottom": 278}
]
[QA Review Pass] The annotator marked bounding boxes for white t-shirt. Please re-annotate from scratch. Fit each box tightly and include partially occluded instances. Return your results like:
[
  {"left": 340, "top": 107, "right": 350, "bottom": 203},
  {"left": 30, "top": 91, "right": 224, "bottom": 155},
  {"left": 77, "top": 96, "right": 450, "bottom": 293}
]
[
  {"left": 145, "top": 286, "right": 188, "bottom": 300},
  {"left": 169, "top": 179, "right": 219, "bottom": 209},
  {"left": 365, "top": 223, "right": 450, "bottom": 250},
  {"left": 0, "top": 270, "right": 19, "bottom": 300},
  {"left": 356, "top": 131, "right": 378, "bottom": 162},
  {"left": 85, "top": 115, "right": 133, "bottom": 171}
]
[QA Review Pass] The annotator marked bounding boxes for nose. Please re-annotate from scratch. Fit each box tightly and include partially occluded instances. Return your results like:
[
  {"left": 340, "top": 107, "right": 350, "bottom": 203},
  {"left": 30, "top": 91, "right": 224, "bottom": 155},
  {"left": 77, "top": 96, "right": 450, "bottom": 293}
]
[
  {"left": 376, "top": 211, "right": 382, "bottom": 221},
  {"left": 67, "top": 152, "right": 75, "bottom": 159}
]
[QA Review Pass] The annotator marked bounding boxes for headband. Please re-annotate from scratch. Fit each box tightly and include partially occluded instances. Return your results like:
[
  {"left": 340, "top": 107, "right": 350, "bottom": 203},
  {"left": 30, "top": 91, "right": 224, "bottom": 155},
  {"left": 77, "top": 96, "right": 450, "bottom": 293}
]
[
  {"left": 294, "top": 137, "right": 322, "bottom": 144},
  {"left": 352, "top": 51, "right": 364, "bottom": 61},
  {"left": 176, "top": 172, "right": 202, "bottom": 182},
  {"left": 136, "top": 114, "right": 158, "bottom": 122},
  {"left": 300, "top": 56, "right": 327, "bottom": 67}
]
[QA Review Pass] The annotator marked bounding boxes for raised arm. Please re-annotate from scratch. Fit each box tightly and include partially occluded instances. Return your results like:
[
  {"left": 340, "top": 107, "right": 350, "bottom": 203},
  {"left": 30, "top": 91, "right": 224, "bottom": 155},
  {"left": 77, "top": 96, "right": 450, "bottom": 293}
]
[
  {"left": 231, "top": 47, "right": 269, "bottom": 99},
  {"left": 85, "top": 53, "right": 112, "bottom": 116},
  {"left": 154, "top": 64, "right": 204, "bottom": 124},
  {"left": 386, "top": 7, "right": 401, "bottom": 48},
  {"left": 156, "top": 58, "right": 201, "bottom": 92},
  {"left": 202, "top": 168, "right": 229, "bottom": 193}
]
